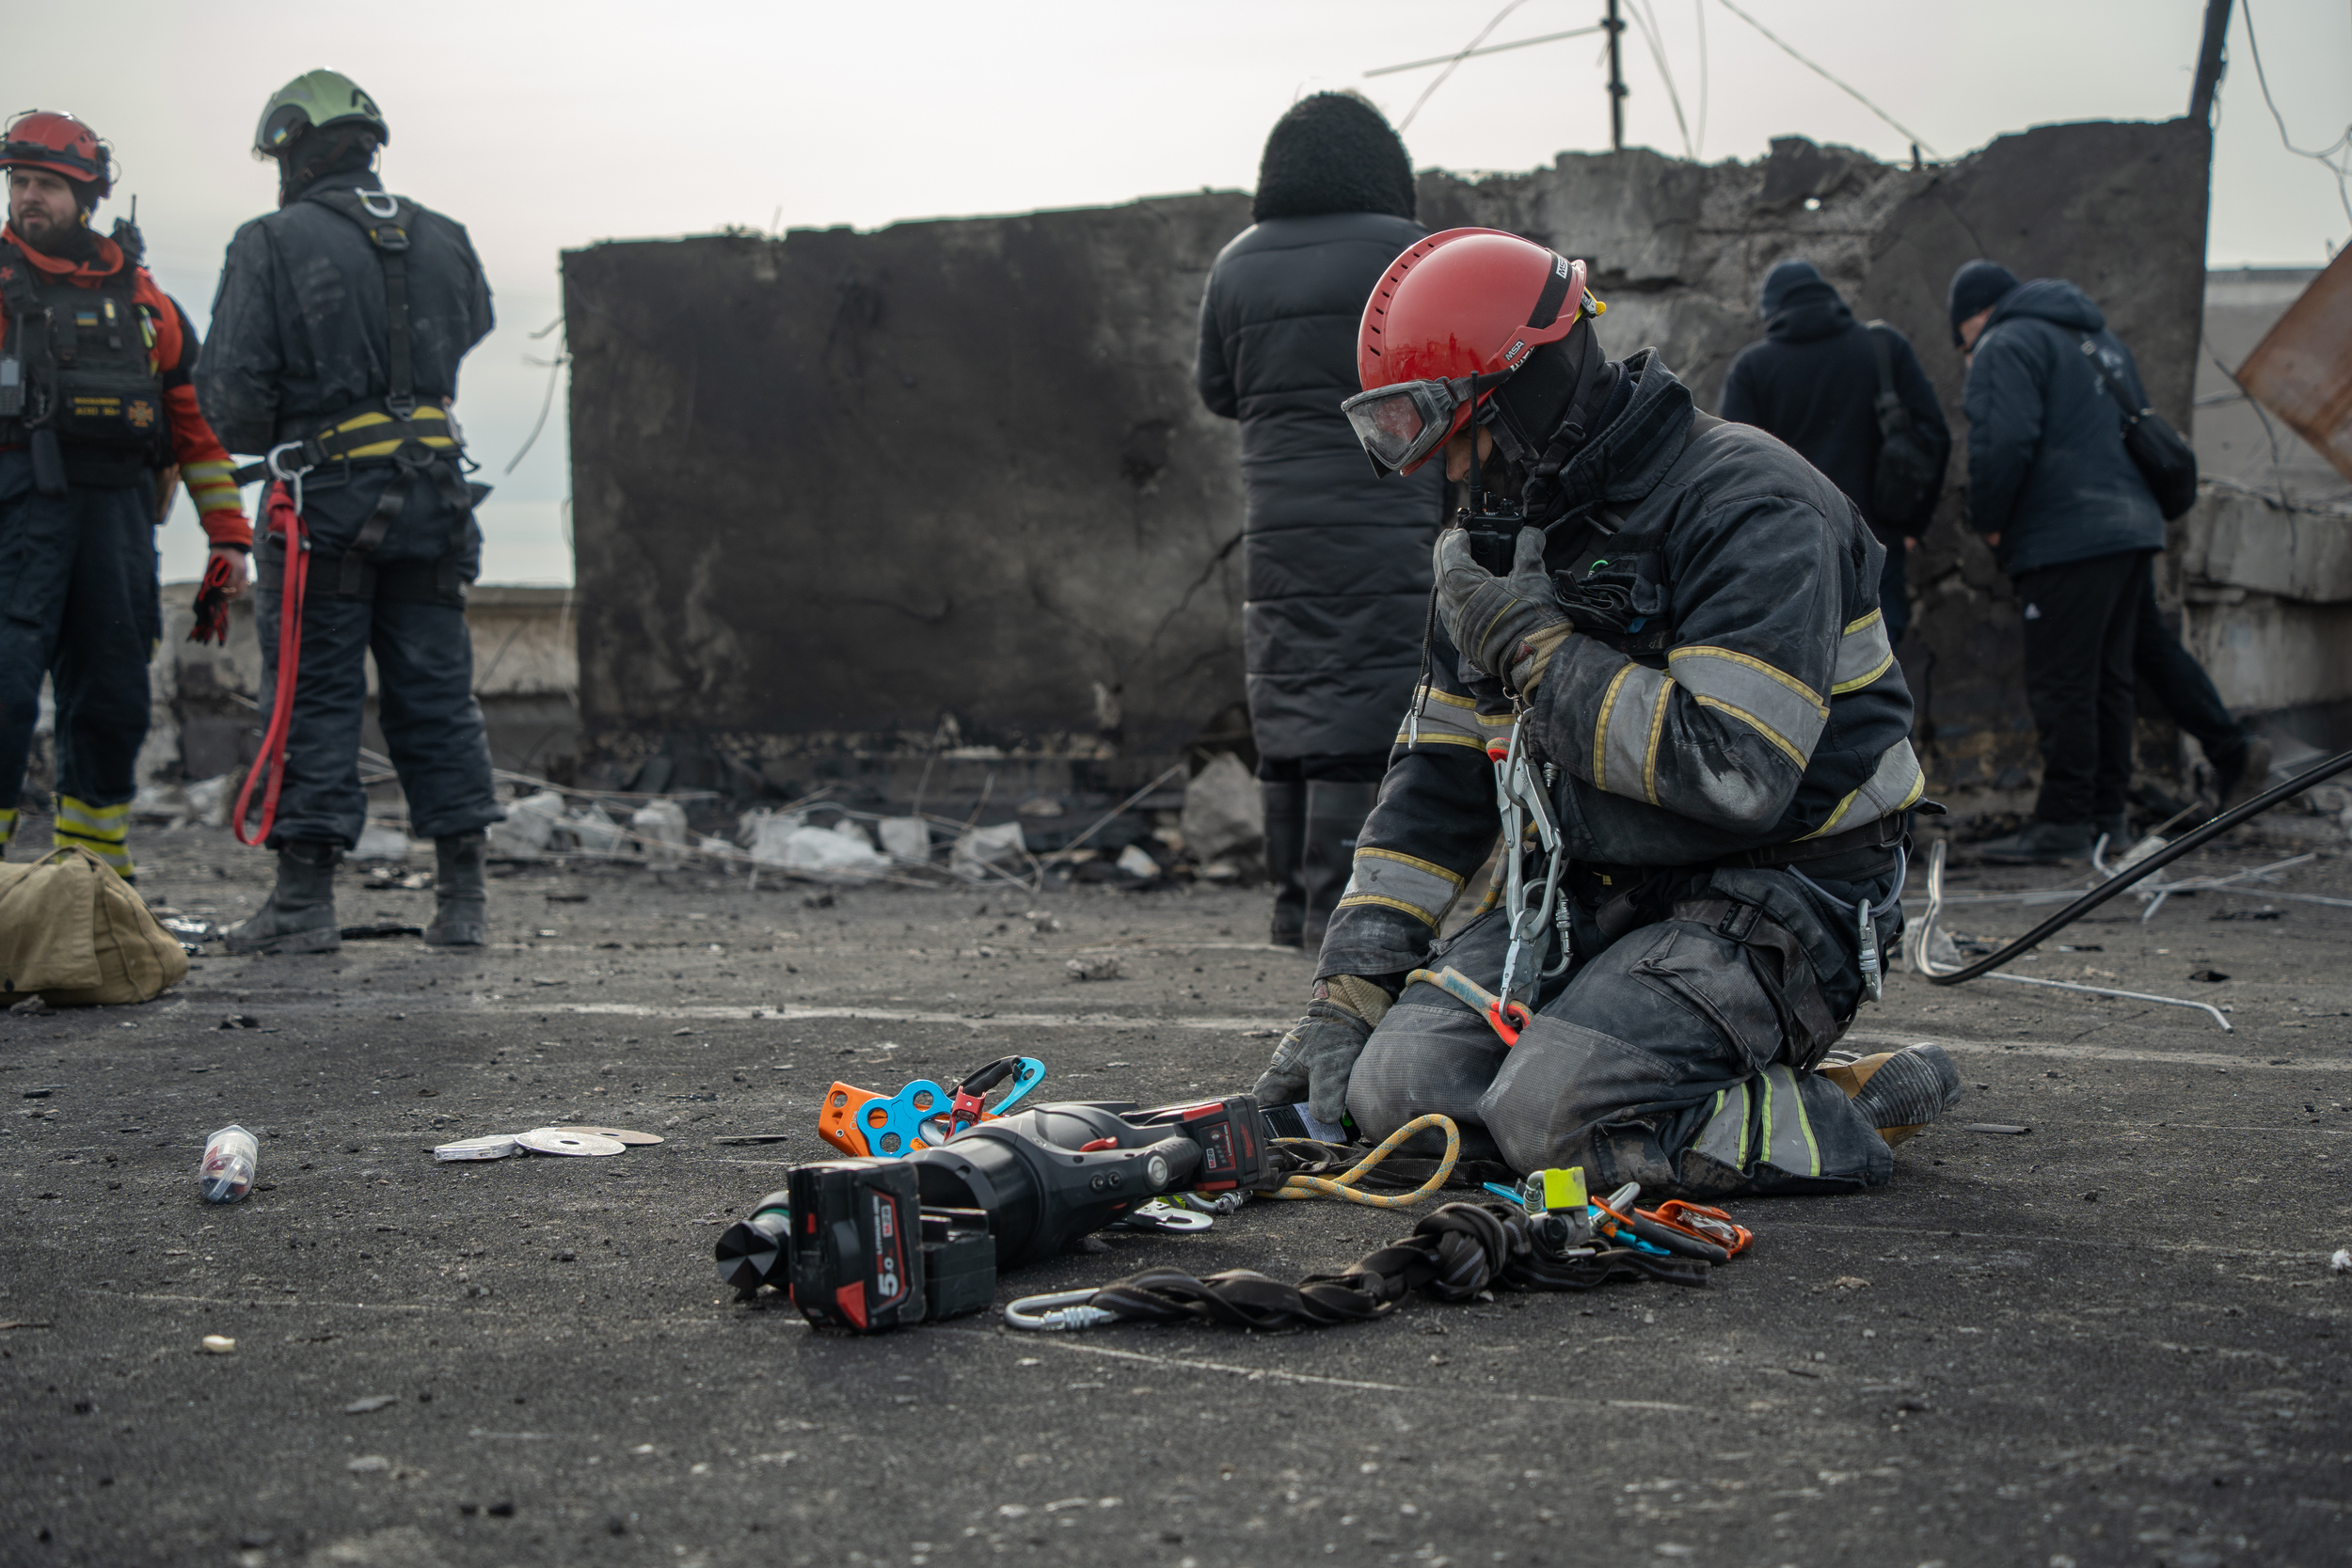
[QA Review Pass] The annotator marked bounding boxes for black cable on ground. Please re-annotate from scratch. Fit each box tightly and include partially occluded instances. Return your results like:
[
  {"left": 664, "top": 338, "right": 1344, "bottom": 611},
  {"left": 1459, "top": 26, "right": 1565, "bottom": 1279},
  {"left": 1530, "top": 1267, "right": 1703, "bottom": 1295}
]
[{"left": 1925, "top": 748, "right": 2352, "bottom": 987}]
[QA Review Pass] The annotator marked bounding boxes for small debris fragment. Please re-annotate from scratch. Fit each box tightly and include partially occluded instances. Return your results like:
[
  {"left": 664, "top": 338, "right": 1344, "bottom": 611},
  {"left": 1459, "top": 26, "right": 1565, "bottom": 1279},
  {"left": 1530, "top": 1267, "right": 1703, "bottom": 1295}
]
[
  {"left": 346, "top": 1454, "right": 391, "bottom": 1473},
  {"left": 217, "top": 1015, "right": 260, "bottom": 1030},
  {"left": 200, "top": 1336, "right": 236, "bottom": 1354},
  {"left": 2331, "top": 1248, "right": 2351, "bottom": 1275},
  {"left": 1831, "top": 1276, "right": 1871, "bottom": 1290},
  {"left": 22, "top": 1086, "right": 57, "bottom": 1099},
  {"left": 1066, "top": 954, "right": 1121, "bottom": 982},
  {"left": 1963, "top": 1123, "right": 2031, "bottom": 1135},
  {"left": 2187, "top": 968, "right": 2231, "bottom": 983},
  {"left": 344, "top": 1395, "right": 398, "bottom": 1414}
]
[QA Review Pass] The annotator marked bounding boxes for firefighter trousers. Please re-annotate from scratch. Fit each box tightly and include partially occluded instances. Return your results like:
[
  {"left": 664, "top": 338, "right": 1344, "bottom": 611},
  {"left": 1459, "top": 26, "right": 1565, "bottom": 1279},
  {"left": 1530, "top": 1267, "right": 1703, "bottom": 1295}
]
[
  {"left": 250, "top": 462, "right": 500, "bottom": 850},
  {"left": 1345, "top": 866, "right": 1900, "bottom": 1197},
  {"left": 0, "top": 451, "right": 158, "bottom": 873}
]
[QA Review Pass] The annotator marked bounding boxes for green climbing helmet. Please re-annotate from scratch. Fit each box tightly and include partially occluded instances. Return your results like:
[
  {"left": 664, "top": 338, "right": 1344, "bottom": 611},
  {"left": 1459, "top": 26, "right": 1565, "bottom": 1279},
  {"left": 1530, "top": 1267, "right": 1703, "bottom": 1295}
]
[{"left": 252, "top": 69, "right": 389, "bottom": 159}]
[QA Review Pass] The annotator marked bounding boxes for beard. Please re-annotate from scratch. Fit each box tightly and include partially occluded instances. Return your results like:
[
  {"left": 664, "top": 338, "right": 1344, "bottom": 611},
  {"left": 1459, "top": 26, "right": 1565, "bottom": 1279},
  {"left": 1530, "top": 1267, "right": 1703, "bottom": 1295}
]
[{"left": 9, "top": 204, "right": 82, "bottom": 255}]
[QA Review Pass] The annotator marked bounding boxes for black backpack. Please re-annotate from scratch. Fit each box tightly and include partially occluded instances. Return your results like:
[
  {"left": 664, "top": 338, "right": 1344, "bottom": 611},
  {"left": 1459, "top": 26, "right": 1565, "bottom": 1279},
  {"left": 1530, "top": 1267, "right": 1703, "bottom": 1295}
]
[
  {"left": 1865, "top": 322, "right": 1943, "bottom": 527},
  {"left": 2075, "top": 332, "right": 2199, "bottom": 521}
]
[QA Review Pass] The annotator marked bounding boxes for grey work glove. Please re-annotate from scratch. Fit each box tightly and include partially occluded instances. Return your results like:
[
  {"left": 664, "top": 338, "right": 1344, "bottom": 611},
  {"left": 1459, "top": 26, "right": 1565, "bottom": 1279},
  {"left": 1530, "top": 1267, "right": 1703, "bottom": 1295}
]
[
  {"left": 1433, "top": 525, "right": 1569, "bottom": 687},
  {"left": 1249, "top": 974, "right": 1394, "bottom": 1125}
]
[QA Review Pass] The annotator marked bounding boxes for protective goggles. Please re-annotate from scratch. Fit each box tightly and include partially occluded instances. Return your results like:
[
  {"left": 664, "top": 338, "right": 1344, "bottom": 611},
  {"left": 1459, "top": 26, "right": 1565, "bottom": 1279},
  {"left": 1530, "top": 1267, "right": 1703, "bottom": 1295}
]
[{"left": 1341, "top": 370, "right": 1511, "bottom": 478}]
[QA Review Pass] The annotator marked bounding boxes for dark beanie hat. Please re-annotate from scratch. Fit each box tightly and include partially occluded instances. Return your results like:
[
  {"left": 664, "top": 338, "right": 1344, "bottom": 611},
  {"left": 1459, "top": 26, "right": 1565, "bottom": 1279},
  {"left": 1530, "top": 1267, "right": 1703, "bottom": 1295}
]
[
  {"left": 1757, "top": 258, "right": 1832, "bottom": 319},
  {"left": 1947, "top": 260, "right": 2020, "bottom": 344},
  {"left": 1252, "top": 92, "right": 1416, "bottom": 224}
]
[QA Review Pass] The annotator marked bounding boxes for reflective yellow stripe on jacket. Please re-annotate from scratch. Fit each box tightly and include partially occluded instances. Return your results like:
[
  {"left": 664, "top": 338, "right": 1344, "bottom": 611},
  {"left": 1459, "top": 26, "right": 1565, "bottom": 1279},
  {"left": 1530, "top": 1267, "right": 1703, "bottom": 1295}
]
[
  {"left": 1337, "top": 847, "right": 1466, "bottom": 929},
  {"left": 1395, "top": 684, "right": 1514, "bottom": 752}
]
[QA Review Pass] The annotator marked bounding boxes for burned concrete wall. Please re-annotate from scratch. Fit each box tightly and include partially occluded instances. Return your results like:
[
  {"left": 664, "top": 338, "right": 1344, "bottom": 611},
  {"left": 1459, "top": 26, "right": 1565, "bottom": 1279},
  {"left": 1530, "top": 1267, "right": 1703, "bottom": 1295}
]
[
  {"left": 1412, "top": 118, "right": 2212, "bottom": 797},
  {"left": 566, "top": 119, "right": 2210, "bottom": 801},
  {"left": 564, "top": 195, "right": 1254, "bottom": 798}
]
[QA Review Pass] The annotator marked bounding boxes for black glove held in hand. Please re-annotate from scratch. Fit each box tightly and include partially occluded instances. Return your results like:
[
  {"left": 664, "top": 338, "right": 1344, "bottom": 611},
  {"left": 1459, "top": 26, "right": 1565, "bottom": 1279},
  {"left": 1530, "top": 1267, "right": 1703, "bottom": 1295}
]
[
  {"left": 1251, "top": 976, "right": 1394, "bottom": 1124},
  {"left": 1433, "top": 526, "right": 1568, "bottom": 684}
]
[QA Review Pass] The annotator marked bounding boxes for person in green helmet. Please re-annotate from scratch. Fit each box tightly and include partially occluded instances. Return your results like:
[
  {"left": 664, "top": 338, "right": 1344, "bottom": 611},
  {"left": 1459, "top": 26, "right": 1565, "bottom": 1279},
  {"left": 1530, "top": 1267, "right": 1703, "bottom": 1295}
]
[{"left": 196, "top": 70, "right": 503, "bottom": 955}]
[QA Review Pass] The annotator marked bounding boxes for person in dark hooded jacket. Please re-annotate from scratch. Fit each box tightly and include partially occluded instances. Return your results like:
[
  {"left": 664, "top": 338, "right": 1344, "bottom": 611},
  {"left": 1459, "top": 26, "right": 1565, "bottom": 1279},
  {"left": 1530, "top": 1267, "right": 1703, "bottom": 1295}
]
[
  {"left": 1952, "top": 261, "right": 2170, "bottom": 864},
  {"left": 1719, "top": 260, "right": 1948, "bottom": 644},
  {"left": 1195, "top": 93, "right": 1445, "bottom": 948}
]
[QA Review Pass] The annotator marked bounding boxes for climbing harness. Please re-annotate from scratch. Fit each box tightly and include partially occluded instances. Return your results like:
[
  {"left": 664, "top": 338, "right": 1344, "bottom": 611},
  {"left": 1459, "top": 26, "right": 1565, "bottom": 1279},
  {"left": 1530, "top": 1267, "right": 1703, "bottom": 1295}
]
[
  {"left": 230, "top": 443, "right": 314, "bottom": 847},
  {"left": 1261, "top": 1112, "right": 1463, "bottom": 1209},
  {"left": 1488, "top": 720, "right": 1572, "bottom": 1026}
]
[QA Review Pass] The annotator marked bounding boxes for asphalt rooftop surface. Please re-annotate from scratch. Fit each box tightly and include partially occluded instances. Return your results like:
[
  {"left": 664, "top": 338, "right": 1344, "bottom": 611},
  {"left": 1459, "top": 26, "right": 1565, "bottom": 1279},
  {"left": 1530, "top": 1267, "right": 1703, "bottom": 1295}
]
[{"left": 4, "top": 817, "right": 2349, "bottom": 1568}]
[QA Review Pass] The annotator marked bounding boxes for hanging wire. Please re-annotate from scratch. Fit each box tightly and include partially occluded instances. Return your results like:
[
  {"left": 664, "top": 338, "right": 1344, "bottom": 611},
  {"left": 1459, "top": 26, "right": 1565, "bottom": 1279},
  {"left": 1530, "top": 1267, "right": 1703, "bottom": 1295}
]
[
  {"left": 1394, "top": 0, "right": 1535, "bottom": 132},
  {"left": 505, "top": 328, "right": 570, "bottom": 477},
  {"left": 1709, "top": 0, "right": 1939, "bottom": 158},
  {"left": 2238, "top": 0, "right": 2352, "bottom": 229},
  {"left": 1365, "top": 22, "right": 1604, "bottom": 79},
  {"left": 1626, "top": 0, "right": 1693, "bottom": 159},
  {"left": 1692, "top": 0, "right": 1708, "bottom": 158}
]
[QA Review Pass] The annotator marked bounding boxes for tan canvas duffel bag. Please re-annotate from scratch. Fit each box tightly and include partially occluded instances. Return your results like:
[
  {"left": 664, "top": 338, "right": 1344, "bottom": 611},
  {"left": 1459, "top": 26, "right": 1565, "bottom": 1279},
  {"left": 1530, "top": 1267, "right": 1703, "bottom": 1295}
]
[{"left": 0, "top": 847, "right": 189, "bottom": 1006}]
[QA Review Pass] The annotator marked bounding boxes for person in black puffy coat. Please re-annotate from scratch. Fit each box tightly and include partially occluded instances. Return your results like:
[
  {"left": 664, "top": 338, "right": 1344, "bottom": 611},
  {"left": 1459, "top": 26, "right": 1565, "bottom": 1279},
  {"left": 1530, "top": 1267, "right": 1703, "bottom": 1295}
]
[{"left": 1195, "top": 93, "right": 1446, "bottom": 948}]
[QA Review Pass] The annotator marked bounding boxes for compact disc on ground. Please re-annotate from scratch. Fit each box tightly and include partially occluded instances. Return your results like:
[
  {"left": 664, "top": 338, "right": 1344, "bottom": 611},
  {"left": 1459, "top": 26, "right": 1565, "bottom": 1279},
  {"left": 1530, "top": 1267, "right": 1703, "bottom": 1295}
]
[
  {"left": 545, "top": 1125, "right": 662, "bottom": 1146},
  {"left": 516, "top": 1127, "right": 627, "bottom": 1157},
  {"left": 433, "top": 1134, "right": 518, "bottom": 1162}
]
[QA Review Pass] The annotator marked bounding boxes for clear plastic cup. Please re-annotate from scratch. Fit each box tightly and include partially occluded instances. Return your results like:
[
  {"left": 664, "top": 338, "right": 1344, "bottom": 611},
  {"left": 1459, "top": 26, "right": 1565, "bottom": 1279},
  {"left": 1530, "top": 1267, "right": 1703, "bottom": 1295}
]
[{"left": 199, "top": 1124, "right": 258, "bottom": 1204}]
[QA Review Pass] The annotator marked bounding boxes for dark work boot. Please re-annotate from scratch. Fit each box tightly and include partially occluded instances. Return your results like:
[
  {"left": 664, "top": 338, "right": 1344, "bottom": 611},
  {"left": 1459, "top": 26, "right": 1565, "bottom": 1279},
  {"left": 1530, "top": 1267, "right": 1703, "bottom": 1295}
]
[
  {"left": 223, "top": 841, "right": 343, "bottom": 955},
  {"left": 424, "top": 831, "right": 488, "bottom": 947},
  {"left": 1977, "top": 819, "right": 2098, "bottom": 866},
  {"left": 1263, "top": 781, "right": 1307, "bottom": 947},
  {"left": 1300, "top": 781, "right": 1379, "bottom": 951},
  {"left": 1821, "top": 1043, "right": 1962, "bottom": 1147}
]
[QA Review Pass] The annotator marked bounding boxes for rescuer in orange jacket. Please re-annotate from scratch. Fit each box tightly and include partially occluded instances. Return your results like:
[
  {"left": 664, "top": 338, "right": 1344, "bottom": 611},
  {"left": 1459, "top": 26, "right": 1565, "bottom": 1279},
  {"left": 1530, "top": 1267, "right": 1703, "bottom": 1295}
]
[{"left": 0, "top": 110, "right": 252, "bottom": 879}]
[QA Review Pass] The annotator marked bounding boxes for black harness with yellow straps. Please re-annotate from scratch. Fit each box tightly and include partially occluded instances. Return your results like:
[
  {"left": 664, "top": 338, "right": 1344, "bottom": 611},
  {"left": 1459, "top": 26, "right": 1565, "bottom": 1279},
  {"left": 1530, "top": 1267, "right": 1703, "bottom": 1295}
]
[{"left": 242, "top": 187, "right": 486, "bottom": 602}]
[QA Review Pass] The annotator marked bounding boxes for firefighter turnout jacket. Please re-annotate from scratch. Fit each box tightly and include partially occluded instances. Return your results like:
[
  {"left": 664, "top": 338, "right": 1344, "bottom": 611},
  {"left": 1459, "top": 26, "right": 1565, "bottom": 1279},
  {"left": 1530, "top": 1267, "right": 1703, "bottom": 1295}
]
[
  {"left": 0, "top": 226, "right": 248, "bottom": 543},
  {"left": 1319, "top": 350, "right": 1923, "bottom": 983}
]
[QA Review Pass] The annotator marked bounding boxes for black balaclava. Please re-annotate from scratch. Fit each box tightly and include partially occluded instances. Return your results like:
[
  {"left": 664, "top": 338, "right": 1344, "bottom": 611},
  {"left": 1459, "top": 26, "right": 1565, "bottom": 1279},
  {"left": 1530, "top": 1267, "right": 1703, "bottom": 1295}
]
[
  {"left": 1470, "top": 315, "right": 1620, "bottom": 515},
  {"left": 1251, "top": 92, "right": 1416, "bottom": 223},
  {"left": 277, "top": 126, "right": 380, "bottom": 208}
]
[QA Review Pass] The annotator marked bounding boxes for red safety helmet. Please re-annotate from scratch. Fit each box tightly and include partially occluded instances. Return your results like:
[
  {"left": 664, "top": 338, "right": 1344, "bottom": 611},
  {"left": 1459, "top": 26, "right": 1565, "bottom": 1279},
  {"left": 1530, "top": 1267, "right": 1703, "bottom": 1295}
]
[
  {"left": 1343, "top": 229, "right": 1597, "bottom": 477},
  {"left": 0, "top": 110, "right": 114, "bottom": 198}
]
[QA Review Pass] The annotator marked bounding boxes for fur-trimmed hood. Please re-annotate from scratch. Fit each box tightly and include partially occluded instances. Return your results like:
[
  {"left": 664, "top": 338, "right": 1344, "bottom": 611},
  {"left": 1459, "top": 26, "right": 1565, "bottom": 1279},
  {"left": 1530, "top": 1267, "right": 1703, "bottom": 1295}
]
[{"left": 1252, "top": 93, "right": 1415, "bottom": 223}]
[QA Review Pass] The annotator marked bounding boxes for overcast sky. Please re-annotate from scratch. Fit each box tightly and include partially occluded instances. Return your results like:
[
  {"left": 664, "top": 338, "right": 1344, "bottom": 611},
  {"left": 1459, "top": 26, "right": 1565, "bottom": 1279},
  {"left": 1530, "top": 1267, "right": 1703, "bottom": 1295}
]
[{"left": 20, "top": 0, "right": 2345, "bottom": 585}]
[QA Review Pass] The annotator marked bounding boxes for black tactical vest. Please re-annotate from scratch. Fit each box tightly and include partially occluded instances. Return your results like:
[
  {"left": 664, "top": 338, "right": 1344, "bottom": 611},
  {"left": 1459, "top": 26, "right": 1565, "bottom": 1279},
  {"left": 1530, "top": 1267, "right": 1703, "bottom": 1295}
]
[{"left": 0, "top": 233, "right": 169, "bottom": 489}]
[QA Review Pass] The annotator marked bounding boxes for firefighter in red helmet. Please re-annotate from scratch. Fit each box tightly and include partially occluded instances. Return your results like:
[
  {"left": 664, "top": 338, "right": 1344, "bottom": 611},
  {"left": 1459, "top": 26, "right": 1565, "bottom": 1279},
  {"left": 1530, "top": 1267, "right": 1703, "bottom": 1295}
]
[
  {"left": 0, "top": 110, "right": 251, "bottom": 878},
  {"left": 1250, "top": 228, "right": 1962, "bottom": 1196}
]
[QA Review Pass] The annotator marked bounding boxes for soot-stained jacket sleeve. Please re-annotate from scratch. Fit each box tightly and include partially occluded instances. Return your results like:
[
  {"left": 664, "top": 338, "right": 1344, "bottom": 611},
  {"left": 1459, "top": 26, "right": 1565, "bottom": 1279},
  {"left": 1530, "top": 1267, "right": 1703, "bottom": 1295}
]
[
  {"left": 1525, "top": 491, "right": 1848, "bottom": 835},
  {"left": 1315, "top": 640, "right": 1509, "bottom": 984},
  {"left": 195, "top": 220, "right": 287, "bottom": 456}
]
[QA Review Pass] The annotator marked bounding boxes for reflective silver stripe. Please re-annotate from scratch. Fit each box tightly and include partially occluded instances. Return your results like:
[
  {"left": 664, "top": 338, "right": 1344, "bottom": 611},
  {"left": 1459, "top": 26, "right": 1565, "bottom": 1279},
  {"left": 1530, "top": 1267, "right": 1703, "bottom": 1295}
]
[
  {"left": 54, "top": 796, "right": 129, "bottom": 842},
  {"left": 1396, "top": 684, "right": 1513, "bottom": 752},
  {"left": 1801, "top": 737, "right": 1928, "bottom": 839},
  {"left": 1339, "top": 847, "right": 1467, "bottom": 928},
  {"left": 1667, "top": 645, "right": 1828, "bottom": 767},
  {"left": 1592, "top": 662, "right": 1676, "bottom": 803},
  {"left": 1690, "top": 1082, "right": 1751, "bottom": 1171},
  {"left": 1758, "top": 1065, "right": 1821, "bottom": 1177},
  {"left": 1832, "top": 610, "right": 1899, "bottom": 695}
]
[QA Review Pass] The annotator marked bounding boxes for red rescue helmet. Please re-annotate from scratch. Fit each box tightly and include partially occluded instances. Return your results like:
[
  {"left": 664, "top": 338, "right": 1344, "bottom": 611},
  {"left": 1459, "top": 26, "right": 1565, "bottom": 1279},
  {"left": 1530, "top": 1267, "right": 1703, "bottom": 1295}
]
[
  {"left": 0, "top": 110, "right": 114, "bottom": 199},
  {"left": 1343, "top": 229, "right": 1598, "bottom": 477}
]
